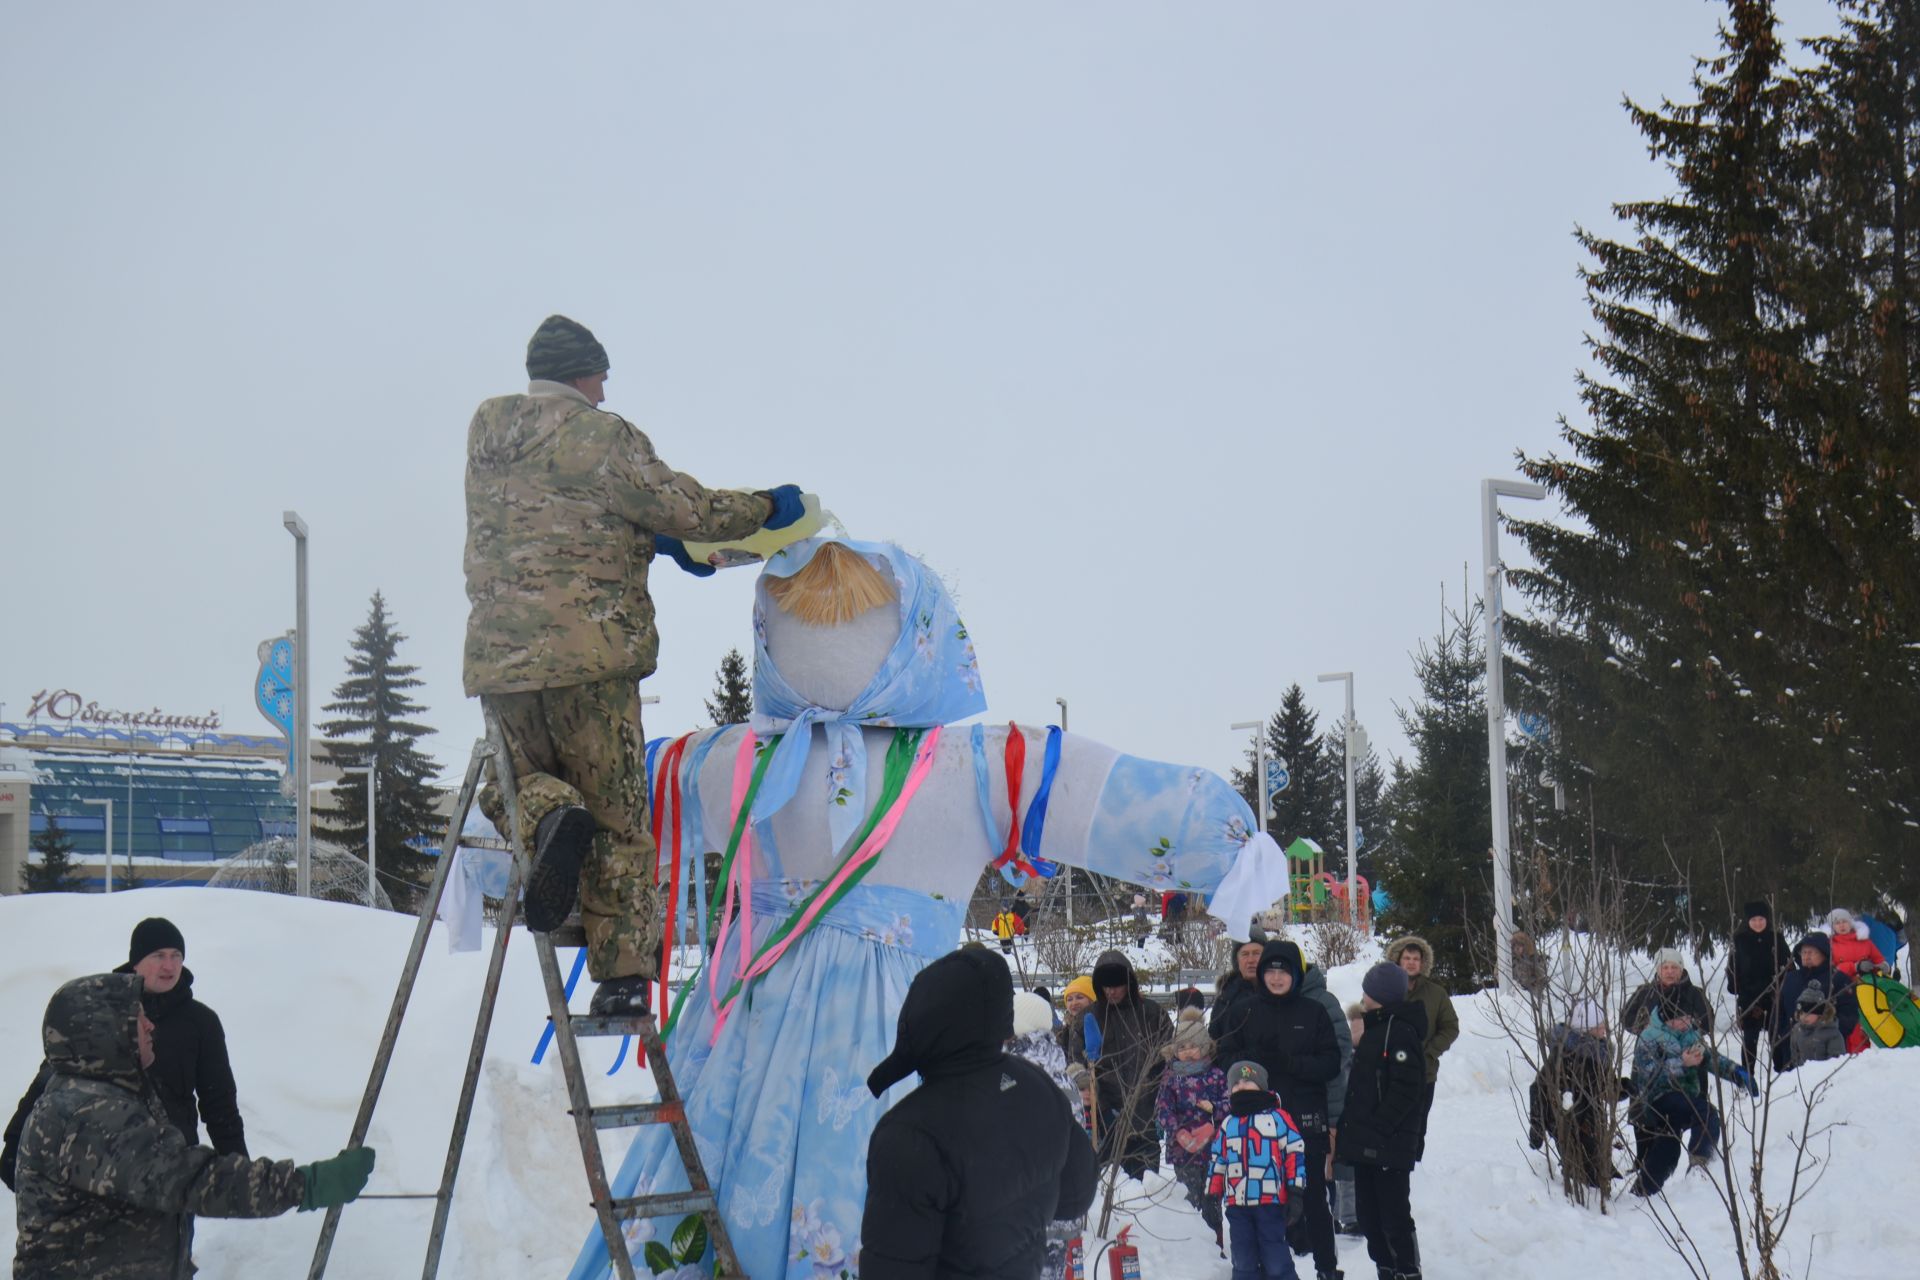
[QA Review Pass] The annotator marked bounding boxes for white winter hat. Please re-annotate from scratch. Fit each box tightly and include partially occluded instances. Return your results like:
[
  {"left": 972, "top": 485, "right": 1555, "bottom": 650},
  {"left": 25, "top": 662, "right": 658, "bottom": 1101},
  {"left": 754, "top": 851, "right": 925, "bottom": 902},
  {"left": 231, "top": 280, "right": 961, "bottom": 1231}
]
[
  {"left": 1652, "top": 948, "right": 1688, "bottom": 974},
  {"left": 1828, "top": 907, "right": 1855, "bottom": 930},
  {"left": 1012, "top": 991, "right": 1054, "bottom": 1040},
  {"left": 1567, "top": 998, "right": 1606, "bottom": 1034}
]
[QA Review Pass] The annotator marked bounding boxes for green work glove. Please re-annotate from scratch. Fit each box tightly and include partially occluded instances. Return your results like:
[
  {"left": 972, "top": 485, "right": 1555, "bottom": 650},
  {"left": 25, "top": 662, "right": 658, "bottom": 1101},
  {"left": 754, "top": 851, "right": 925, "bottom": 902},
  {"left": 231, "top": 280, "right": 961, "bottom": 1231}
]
[{"left": 298, "top": 1146, "right": 376, "bottom": 1211}]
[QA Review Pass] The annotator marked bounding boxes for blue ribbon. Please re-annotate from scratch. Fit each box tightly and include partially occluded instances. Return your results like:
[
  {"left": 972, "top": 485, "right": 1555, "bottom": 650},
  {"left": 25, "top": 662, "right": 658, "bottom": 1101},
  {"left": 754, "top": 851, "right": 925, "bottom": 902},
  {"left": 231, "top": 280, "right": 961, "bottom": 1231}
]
[
  {"left": 970, "top": 724, "right": 1063, "bottom": 885},
  {"left": 531, "top": 946, "right": 590, "bottom": 1066},
  {"left": 1020, "top": 726, "right": 1064, "bottom": 880}
]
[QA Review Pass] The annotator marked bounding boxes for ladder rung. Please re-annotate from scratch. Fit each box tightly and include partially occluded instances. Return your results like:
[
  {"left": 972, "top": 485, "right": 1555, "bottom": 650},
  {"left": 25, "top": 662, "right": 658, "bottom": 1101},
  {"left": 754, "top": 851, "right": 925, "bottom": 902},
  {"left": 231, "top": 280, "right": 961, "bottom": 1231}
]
[
  {"left": 352, "top": 1193, "right": 443, "bottom": 1201},
  {"left": 462, "top": 835, "right": 514, "bottom": 851},
  {"left": 608, "top": 1190, "right": 717, "bottom": 1220},
  {"left": 579, "top": 1101, "right": 684, "bottom": 1130},
  {"left": 563, "top": 1014, "right": 660, "bottom": 1038}
]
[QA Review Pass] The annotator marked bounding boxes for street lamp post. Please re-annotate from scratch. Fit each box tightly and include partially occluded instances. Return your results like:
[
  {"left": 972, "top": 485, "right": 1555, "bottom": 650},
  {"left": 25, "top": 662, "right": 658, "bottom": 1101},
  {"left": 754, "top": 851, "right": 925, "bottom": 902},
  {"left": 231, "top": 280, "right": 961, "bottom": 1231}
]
[
  {"left": 1318, "top": 672, "right": 1359, "bottom": 928},
  {"left": 283, "top": 511, "right": 312, "bottom": 899},
  {"left": 1230, "top": 720, "right": 1268, "bottom": 836},
  {"left": 1055, "top": 698, "right": 1071, "bottom": 927},
  {"left": 80, "top": 798, "right": 113, "bottom": 895},
  {"left": 342, "top": 765, "right": 378, "bottom": 908},
  {"left": 1483, "top": 478, "right": 1547, "bottom": 993}
]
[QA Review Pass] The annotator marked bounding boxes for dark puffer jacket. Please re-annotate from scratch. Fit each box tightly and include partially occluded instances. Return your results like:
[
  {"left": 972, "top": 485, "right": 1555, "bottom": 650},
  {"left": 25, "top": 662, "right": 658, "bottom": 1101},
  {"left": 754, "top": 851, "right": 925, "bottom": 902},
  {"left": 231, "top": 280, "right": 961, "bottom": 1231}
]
[
  {"left": 1728, "top": 901, "right": 1793, "bottom": 1019},
  {"left": 1775, "top": 933, "right": 1859, "bottom": 1045},
  {"left": 12, "top": 974, "right": 305, "bottom": 1280},
  {"left": 862, "top": 950, "right": 1097, "bottom": 1280},
  {"left": 1338, "top": 999, "right": 1429, "bottom": 1171},
  {"left": 112, "top": 965, "right": 247, "bottom": 1156},
  {"left": 1212, "top": 942, "right": 1342, "bottom": 1136}
]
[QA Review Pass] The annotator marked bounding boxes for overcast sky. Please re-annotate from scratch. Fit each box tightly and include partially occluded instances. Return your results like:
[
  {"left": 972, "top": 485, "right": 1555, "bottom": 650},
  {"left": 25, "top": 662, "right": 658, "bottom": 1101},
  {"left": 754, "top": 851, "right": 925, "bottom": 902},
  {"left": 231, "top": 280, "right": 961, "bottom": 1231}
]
[{"left": 0, "top": 1, "right": 1836, "bottom": 790}]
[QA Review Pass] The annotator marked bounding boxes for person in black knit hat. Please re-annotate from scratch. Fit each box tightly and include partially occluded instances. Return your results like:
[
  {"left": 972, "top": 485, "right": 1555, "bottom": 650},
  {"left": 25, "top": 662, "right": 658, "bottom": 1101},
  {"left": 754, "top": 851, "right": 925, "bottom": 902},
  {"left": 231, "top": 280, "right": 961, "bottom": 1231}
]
[{"left": 3, "top": 917, "right": 249, "bottom": 1191}]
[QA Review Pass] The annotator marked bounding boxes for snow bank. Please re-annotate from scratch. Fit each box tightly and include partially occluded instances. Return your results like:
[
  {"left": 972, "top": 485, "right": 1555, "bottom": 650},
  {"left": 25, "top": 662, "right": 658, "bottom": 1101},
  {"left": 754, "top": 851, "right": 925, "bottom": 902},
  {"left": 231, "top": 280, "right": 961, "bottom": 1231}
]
[{"left": 2, "top": 892, "right": 1914, "bottom": 1278}]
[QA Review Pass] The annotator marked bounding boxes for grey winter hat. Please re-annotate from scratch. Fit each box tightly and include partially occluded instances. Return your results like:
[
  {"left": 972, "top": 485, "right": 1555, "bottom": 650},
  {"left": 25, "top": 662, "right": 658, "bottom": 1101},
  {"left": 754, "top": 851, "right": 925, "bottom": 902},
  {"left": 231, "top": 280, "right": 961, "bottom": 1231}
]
[
  {"left": 525, "top": 314, "right": 610, "bottom": 382},
  {"left": 1652, "top": 948, "right": 1688, "bottom": 974},
  {"left": 1226, "top": 1060, "right": 1268, "bottom": 1090},
  {"left": 1362, "top": 961, "right": 1411, "bottom": 1006}
]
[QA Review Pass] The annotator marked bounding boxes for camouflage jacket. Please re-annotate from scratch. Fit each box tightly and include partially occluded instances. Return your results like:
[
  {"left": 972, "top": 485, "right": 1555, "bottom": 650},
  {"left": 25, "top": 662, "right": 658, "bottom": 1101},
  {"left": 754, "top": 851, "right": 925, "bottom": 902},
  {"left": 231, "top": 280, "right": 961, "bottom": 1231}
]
[
  {"left": 13, "top": 974, "right": 304, "bottom": 1280},
  {"left": 462, "top": 383, "right": 772, "bottom": 695}
]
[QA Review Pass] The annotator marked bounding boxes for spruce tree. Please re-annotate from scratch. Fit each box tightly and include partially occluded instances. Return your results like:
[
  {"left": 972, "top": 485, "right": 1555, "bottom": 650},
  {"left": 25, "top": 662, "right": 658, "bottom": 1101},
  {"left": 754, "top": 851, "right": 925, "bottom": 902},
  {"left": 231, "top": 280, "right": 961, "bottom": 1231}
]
[
  {"left": 1230, "top": 684, "right": 1339, "bottom": 845},
  {"left": 1503, "top": 0, "right": 1872, "bottom": 916},
  {"left": 1377, "top": 603, "right": 1492, "bottom": 987},
  {"left": 1784, "top": 0, "right": 1920, "bottom": 904},
  {"left": 317, "top": 591, "right": 441, "bottom": 910},
  {"left": 705, "top": 648, "right": 754, "bottom": 726},
  {"left": 23, "top": 815, "right": 84, "bottom": 893}
]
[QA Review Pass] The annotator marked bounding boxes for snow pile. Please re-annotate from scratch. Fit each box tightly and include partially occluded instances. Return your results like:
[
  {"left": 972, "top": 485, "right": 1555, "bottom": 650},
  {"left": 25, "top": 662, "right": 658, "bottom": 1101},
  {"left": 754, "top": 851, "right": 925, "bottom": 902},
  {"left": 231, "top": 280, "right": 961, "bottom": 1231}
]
[{"left": 2, "top": 891, "right": 1915, "bottom": 1278}]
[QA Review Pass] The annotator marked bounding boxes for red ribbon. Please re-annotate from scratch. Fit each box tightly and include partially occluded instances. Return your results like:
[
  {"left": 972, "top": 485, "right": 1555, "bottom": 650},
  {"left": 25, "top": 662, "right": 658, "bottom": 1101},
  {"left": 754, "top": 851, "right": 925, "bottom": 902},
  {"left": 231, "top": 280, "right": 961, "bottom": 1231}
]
[
  {"left": 645, "top": 734, "right": 693, "bottom": 1067},
  {"left": 989, "top": 723, "right": 1038, "bottom": 881}
]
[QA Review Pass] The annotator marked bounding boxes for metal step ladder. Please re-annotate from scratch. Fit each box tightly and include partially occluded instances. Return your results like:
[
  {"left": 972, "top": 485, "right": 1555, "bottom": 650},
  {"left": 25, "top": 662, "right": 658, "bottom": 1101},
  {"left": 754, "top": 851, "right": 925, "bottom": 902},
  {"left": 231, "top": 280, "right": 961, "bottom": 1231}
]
[{"left": 307, "top": 716, "right": 744, "bottom": 1280}]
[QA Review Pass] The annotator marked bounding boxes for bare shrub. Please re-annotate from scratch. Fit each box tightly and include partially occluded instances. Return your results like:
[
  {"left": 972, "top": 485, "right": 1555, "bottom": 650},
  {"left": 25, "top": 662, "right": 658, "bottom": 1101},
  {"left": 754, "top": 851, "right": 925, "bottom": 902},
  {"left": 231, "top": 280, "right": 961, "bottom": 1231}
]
[{"left": 1305, "top": 918, "right": 1364, "bottom": 970}]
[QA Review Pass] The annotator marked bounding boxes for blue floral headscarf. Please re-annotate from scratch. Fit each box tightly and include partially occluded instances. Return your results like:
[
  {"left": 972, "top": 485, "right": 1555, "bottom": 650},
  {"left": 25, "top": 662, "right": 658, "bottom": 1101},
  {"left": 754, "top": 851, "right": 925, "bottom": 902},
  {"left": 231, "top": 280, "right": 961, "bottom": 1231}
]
[{"left": 751, "top": 537, "right": 986, "bottom": 854}]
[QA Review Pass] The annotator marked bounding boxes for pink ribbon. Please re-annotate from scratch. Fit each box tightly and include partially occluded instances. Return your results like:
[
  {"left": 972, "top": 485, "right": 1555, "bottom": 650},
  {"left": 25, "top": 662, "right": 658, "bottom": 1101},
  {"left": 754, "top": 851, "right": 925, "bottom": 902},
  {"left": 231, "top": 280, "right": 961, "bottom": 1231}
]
[{"left": 708, "top": 726, "right": 944, "bottom": 1042}]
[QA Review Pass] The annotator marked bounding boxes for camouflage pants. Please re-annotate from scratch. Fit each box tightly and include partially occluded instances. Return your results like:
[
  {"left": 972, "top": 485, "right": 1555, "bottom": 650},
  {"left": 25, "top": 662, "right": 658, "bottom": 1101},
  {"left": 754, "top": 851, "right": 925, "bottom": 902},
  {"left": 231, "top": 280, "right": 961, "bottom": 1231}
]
[{"left": 479, "top": 679, "right": 658, "bottom": 984}]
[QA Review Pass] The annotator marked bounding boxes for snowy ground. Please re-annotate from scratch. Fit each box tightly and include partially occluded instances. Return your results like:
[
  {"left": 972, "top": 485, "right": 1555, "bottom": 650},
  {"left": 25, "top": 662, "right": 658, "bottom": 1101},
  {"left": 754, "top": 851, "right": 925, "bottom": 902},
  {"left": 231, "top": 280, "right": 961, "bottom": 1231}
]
[{"left": 2, "top": 891, "right": 1915, "bottom": 1279}]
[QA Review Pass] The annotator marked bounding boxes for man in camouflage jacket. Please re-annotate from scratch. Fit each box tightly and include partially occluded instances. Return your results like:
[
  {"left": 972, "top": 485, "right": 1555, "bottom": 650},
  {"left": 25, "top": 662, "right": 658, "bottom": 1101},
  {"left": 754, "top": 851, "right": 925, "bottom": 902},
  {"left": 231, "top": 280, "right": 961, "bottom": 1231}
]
[
  {"left": 463, "top": 314, "right": 802, "bottom": 1014},
  {"left": 12, "top": 973, "right": 373, "bottom": 1279}
]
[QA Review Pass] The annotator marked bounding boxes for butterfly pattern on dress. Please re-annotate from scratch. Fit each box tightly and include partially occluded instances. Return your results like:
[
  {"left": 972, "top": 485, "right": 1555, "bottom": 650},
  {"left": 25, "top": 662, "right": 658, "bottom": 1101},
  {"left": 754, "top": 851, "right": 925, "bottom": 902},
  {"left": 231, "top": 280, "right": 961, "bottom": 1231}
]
[{"left": 815, "top": 1067, "right": 868, "bottom": 1132}]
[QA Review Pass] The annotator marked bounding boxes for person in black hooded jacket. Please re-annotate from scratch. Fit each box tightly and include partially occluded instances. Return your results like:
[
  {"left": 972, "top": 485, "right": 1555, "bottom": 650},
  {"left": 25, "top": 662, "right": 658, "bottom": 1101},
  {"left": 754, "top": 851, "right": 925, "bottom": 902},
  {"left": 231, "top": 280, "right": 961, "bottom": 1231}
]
[
  {"left": 862, "top": 948, "right": 1097, "bottom": 1280},
  {"left": 1728, "top": 900, "right": 1794, "bottom": 1073},
  {"left": 2, "top": 917, "right": 246, "bottom": 1192},
  {"left": 1087, "top": 949, "right": 1170, "bottom": 1180},
  {"left": 1213, "top": 940, "right": 1343, "bottom": 1280}
]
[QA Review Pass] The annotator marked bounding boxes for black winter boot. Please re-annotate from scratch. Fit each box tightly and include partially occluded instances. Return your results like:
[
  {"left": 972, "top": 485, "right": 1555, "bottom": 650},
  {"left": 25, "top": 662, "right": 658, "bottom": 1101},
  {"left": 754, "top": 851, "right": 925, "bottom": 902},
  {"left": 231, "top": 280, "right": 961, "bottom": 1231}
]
[
  {"left": 589, "top": 975, "right": 653, "bottom": 1017},
  {"left": 524, "top": 805, "right": 595, "bottom": 932}
]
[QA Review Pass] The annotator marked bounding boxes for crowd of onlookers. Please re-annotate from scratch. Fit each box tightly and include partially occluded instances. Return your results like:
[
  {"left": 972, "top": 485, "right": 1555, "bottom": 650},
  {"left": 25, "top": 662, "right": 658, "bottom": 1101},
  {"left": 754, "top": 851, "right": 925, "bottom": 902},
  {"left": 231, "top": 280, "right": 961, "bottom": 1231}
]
[
  {"left": 1031, "top": 927, "right": 1451, "bottom": 1280},
  {"left": 1526, "top": 900, "right": 1907, "bottom": 1200},
  {"left": 1009, "top": 901, "right": 1909, "bottom": 1280}
]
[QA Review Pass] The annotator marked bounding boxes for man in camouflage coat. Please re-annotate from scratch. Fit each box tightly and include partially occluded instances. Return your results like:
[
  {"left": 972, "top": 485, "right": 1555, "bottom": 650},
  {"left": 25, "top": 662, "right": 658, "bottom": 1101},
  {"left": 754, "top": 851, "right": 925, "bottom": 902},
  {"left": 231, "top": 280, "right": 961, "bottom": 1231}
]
[
  {"left": 12, "top": 973, "right": 373, "bottom": 1279},
  {"left": 464, "top": 314, "right": 802, "bottom": 1014}
]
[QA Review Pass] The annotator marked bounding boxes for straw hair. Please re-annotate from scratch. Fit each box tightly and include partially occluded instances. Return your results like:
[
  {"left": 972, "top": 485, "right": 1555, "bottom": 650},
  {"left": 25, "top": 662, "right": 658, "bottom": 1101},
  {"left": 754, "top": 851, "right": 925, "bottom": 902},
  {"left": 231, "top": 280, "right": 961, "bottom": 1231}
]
[{"left": 765, "top": 542, "right": 896, "bottom": 626}]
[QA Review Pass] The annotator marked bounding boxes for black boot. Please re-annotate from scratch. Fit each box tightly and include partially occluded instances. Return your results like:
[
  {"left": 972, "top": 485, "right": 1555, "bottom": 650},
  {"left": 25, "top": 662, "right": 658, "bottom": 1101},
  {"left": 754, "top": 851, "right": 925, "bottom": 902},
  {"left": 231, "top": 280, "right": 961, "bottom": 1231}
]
[
  {"left": 524, "top": 805, "right": 595, "bottom": 932},
  {"left": 589, "top": 975, "right": 653, "bottom": 1017}
]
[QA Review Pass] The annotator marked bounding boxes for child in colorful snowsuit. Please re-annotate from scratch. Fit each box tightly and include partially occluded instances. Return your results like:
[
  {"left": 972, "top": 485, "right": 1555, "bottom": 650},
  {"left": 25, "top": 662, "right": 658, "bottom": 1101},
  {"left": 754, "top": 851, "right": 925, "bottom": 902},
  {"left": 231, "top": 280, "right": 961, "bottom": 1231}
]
[
  {"left": 1207, "top": 1060, "right": 1306, "bottom": 1280},
  {"left": 1631, "top": 1006, "right": 1754, "bottom": 1196},
  {"left": 1789, "top": 983, "right": 1847, "bottom": 1065},
  {"left": 1155, "top": 1011, "right": 1230, "bottom": 1250}
]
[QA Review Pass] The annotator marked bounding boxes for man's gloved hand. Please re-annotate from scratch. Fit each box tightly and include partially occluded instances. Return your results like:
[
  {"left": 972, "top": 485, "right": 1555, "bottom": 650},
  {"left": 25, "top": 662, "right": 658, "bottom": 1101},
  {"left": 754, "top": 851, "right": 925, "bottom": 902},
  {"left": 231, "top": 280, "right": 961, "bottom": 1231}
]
[
  {"left": 298, "top": 1146, "right": 376, "bottom": 1212},
  {"left": 653, "top": 535, "right": 715, "bottom": 579},
  {"left": 758, "top": 485, "right": 806, "bottom": 530},
  {"left": 1286, "top": 1194, "right": 1306, "bottom": 1228}
]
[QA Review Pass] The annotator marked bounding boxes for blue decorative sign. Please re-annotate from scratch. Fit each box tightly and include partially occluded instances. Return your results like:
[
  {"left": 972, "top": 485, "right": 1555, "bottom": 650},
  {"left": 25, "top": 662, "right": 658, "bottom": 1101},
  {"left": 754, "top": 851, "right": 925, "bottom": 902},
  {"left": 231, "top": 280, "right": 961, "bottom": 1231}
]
[{"left": 255, "top": 633, "right": 295, "bottom": 770}]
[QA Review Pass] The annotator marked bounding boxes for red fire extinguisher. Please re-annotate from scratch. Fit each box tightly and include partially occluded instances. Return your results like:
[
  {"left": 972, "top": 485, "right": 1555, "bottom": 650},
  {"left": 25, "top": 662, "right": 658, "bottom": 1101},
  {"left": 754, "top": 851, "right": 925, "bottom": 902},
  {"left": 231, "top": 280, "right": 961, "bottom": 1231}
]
[
  {"left": 1107, "top": 1225, "right": 1142, "bottom": 1280},
  {"left": 1063, "top": 1236, "right": 1084, "bottom": 1280}
]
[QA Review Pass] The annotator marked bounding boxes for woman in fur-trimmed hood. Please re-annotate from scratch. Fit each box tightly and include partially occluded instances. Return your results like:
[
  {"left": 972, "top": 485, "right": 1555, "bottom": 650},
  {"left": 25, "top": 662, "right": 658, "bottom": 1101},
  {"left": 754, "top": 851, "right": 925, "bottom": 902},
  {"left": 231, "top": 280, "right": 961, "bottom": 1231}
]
[{"left": 1385, "top": 935, "right": 1460, "bottom": 1088}]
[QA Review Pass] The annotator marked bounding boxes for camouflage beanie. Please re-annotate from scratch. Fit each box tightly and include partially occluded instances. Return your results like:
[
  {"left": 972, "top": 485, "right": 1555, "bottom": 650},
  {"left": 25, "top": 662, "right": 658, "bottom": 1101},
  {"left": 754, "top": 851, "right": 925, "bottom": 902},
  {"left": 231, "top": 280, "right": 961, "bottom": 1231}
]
[{"left": 525, "top": 314, "right": 610, "bottom": 382}]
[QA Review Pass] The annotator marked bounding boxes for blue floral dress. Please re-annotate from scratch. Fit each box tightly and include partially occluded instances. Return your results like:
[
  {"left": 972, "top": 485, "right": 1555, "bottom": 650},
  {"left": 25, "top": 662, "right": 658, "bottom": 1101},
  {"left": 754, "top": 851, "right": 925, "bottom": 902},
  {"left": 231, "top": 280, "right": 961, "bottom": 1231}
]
[{"left": 565, "top": 882, "right": 958, "bottom": 1280}]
